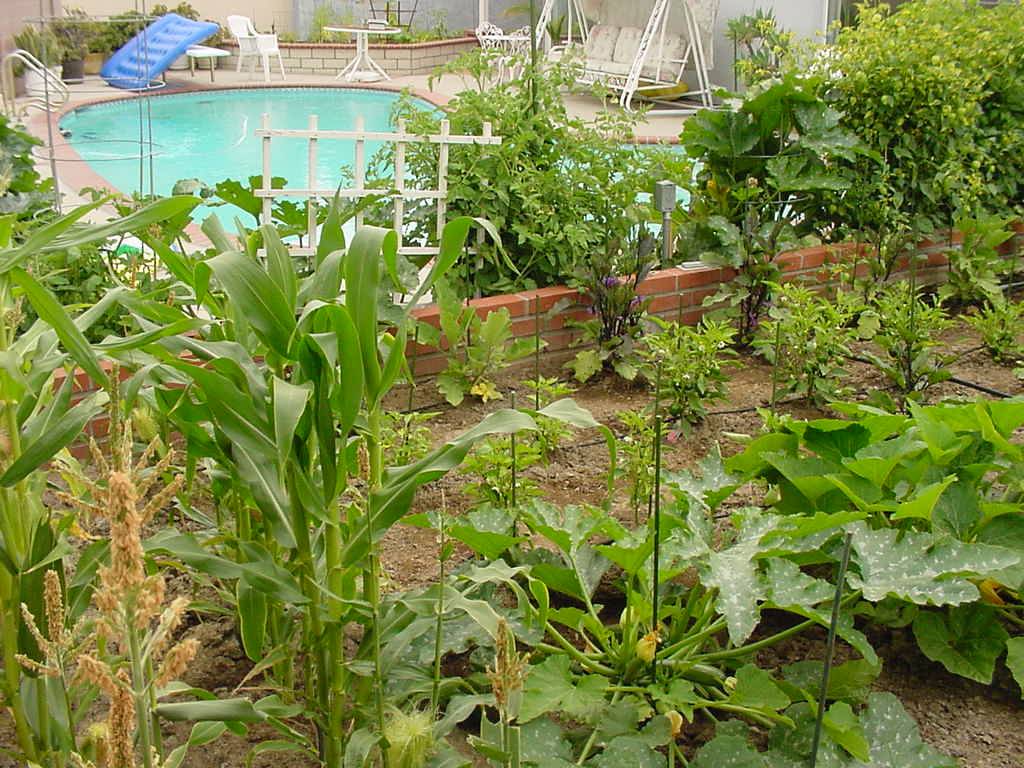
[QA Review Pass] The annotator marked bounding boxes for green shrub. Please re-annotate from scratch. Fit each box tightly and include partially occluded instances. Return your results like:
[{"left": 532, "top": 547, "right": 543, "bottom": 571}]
[
  {"left": 754, "top": 282, "right": 863, "bottom": 405},
  {"left": 0, "top": 115, "right": 52, "bottom": 219},
  {"left": 642, "top": 316, "right": 736, "bottom": 427},
  {"left": 967, "top": 298, "right": 1024, "bottom": 365},
  {"left": 393, "top": 53, "right": 689, "bottom": 294},
  {"left": 831, "top": 0, "right": 1024, "bottom": 222},
  {"left": 676, "top": 73, "right": 860, "bottom": 345}
]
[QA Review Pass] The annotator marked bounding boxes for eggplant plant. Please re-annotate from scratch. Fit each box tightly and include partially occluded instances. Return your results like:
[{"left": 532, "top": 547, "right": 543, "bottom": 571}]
[
  {"left": 0, "top": 195, "right": 200, "bottom": 767},
  {"left": 125, "top": 210, "right": 538, "bottom": 765}
]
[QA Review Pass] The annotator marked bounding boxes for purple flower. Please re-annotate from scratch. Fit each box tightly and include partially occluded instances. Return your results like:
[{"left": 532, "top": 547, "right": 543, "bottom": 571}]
[
  {"left": 602, "top": 276, "right": 621, "bottom": 288},
  {"left": 630, "top": 295, "right": 644, "bottom": 308}
]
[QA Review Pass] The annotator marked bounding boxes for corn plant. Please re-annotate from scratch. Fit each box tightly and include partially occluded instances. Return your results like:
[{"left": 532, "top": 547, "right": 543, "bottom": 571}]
[
  {"left": 129, "top": 211, "right": 535, "bottom": 765},
  {"left": 0, "top": 196, "right": 198, "bottom": 767}
]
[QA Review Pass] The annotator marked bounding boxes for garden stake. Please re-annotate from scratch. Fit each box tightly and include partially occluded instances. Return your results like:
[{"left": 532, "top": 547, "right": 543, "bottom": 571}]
[
  {"left": 651, "top": 412, "right": 663, "bottom": 682},
  {"left": 510, "top": 389, "right": 518, "bottom": 521},
  {"left": 431, "top": 490, "right": 448, "bottom": 718},
  {"left": 770, "top": 319, "right": 782, "bottom": 412},
  {"left": 650, "top": 361, "right": 663, "bottom": 680},
  {"left": 809, "top": 531, "right": 854, "bottom": 768},
  {"left": 534, "top": 295, "right": 542, "bottom": 410}
]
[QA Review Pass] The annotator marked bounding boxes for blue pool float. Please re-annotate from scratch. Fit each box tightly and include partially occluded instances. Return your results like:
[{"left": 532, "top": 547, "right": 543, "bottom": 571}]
[{"left": 101, "top": 13, "right": 220, "bottom": 90}]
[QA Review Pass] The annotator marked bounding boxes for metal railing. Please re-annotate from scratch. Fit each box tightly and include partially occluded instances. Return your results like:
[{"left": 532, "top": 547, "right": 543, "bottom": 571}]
[{"left": 1, "top": 49, "right": 70, "bottom": 120}]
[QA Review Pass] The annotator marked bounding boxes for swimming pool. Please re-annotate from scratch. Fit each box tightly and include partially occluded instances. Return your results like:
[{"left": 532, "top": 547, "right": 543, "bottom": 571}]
[{"left": 60, "top": 87, "right": 434, "bottom": 218}]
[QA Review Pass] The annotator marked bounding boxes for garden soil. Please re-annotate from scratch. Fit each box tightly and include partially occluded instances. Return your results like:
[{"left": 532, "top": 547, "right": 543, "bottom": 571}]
[{"left": 1, "top": 318, "right": 1021, "bottom": 767}]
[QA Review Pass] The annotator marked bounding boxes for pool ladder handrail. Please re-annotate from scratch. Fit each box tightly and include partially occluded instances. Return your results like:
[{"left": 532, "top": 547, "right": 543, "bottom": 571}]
[{"left": 1, "top": 49, "right": 70, "bottom": 121}]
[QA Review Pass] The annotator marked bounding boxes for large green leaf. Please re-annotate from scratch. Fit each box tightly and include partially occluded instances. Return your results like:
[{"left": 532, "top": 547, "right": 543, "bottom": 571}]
[
  {"left": 846, "top": 523, "right": 1020, "bottom": 605},
  {"left": 0, "top": 390, "right": 108, "bottom": 486},
  {"left": 912, "top": 604, "right": 1009, "bottom": 684},
  {"left": 1005, "top": 637, "right": 1024, "bottom": 698},
  {"left": 345, "top": 226, "right": 394, "bottom": 398},
  {"left": 518, "top": 655, "right": 606, "bottom": 724},
  {"left": 199, "top": 250, "right": 297, "bottom": 357},
  {"left": 856, "top": 693, "right": 957, "bottom": 767},
  {"left": 11, "top": 269, "right": 108, "bottom": 387}
]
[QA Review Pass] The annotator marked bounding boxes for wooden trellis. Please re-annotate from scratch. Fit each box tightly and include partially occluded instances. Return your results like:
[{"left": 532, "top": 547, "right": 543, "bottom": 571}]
[{"left": 255, "top": 113, "right": 502, "bottom": 259}]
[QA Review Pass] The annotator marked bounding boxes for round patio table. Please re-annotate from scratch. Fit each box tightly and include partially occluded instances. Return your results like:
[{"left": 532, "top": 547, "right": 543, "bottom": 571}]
[{"left": 325, "top": 25, "right": 402, "bottom": 82}]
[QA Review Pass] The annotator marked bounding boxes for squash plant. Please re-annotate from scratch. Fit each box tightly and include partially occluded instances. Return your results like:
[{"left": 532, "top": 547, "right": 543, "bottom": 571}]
[{"left": 726, "top": 400, "right": 1024, "bottom": 691}]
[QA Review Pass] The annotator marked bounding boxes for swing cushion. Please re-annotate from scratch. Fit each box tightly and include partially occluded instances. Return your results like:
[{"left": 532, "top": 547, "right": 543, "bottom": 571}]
[
  {"left": 583, "top": 24, "right": 619, "bottom": 62},
  {"left": 641, "top": 33, "right": 688, "bottom": 82}
]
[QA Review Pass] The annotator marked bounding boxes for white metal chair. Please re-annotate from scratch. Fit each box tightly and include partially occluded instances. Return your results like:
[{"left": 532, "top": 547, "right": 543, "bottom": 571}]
[
  {"left": 226, "top": 15, "right": 285, "bottom": 82},
  {"left": 474, "top": 22, "right": 531, "bottom": 84}
]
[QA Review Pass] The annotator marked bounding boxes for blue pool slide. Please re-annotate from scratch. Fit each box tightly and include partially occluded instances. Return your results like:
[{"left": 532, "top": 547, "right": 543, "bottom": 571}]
[{"left": 101, "top": 13, "right": 220, "bottom": 90}]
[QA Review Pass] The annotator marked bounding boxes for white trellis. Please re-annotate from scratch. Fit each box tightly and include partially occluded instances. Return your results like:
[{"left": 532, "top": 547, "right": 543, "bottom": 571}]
[{"left": 255, "top": 113, "right": 502, "bottom": 259}]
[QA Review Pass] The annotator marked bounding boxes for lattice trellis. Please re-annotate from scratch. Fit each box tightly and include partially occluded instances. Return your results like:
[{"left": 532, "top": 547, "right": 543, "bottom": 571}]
[{"left": 255, "top": 113, "right": 502, "bottom": 259}]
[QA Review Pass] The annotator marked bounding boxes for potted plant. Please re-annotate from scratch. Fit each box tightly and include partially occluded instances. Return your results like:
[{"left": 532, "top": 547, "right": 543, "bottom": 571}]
[
  {"left": 12, "top": 25, "right": 65, "bottom": 97},
  {"left": 53, "top": 10, "right": 91, "bottom": 82}
]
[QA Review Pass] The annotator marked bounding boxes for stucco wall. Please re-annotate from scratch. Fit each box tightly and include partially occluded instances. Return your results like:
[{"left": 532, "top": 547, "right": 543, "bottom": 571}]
[
  {"left": 71, "top": 0, "right": 293, "bottom": 34},
  {"left": 3, "top": 0, "right": 62, "bottom": 56}
]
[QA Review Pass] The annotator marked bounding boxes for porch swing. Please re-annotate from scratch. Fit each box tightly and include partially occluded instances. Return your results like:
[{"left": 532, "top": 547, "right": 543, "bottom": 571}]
[{"left": 537, "top": 0, "right": 719, "bottom": 114}]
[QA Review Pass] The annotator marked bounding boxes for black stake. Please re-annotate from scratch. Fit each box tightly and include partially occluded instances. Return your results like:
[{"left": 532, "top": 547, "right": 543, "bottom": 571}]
[
  {"left": 510, "top": 389, "right": 518, "bottom": 518},
  {"left": 809, "top": 531, "right": 854, "bottom": 768},
  {"left": 534, "top": 294, "right": 542, "bottom": 410},
  {"left": 650, "top": 362, "right": 663, "bottom": 681}
]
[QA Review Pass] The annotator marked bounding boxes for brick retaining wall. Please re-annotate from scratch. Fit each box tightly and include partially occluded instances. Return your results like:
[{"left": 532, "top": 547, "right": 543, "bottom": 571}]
[
  {"left": 218, "top": 36, "right": 479, "bottom": 77},
  {"left": 55, "top": 223, "right": 1024, "bottom": 449}
]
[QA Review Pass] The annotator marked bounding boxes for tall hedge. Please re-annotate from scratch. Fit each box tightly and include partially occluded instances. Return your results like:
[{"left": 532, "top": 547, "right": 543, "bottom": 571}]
[{"left": 831, "top": 0, "right": 1024, "bottom": 223}]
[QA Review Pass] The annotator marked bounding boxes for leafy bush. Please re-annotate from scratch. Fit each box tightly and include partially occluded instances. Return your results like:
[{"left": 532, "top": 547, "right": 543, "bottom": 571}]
[
  {"left": 522, "top": 376, "right": 576, "bottom": 460},
  {"left": 643, "top": 317, "right": 736, "bottom": 428},
  {"left": 967, "top": 298, "right": 1024, "bottom": 365},
  {"left": 393, "top": 52, "right": 688, "bottom": 293},
  {"left": 939, "top": 214, "right": 1015, "bottom": 307},
  {"left": 427, "top": 278, "right": 535, "bottom": 405},
  {"left": 0, "top": 116, "right": 52, "bottom": 219},
  {"left": 677, "top": 74, "right": 860, "bottom": 345},
  {"left": 616, "top": 409, "right": 656, "bottom": 523},
  {"left": 753, "top": 282, "right": 863, "bottom": 404},
  {"left": 862, "top": 282, "right": 953, "bottom": 404},
  {"left": 830, "top": 0, "right": 1024, "bottom": 222}
]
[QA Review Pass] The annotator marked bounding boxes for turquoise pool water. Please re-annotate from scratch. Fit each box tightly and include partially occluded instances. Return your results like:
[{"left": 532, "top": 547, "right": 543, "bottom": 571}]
[{"left": 60, "top": 87, "right": 431, "bottom": 222}]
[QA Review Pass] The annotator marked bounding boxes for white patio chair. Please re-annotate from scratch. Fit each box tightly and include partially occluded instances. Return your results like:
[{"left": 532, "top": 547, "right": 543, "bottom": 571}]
[
  {"left": 227, "top": 15, "right": 286, "bottom": 82},
  {"left": 475, "top": 22, "right": 531, "bottom": 85}
]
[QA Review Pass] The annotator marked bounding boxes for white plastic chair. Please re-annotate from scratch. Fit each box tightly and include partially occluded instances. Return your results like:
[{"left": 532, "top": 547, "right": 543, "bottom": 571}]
[{"left": 227, "top": 15, "right": 285, "bottom": 82}]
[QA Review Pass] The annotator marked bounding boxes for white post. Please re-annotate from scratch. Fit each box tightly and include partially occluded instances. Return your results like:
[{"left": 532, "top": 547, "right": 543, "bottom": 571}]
[
  {"left": 479, "top": 0, "right": 489, "bottom": 25},
  {"left": 436, "top": 119, "right": 450, "bottom": 242},
  {"left": 307, "top": 114, "right": 318, "bottom": 254},
  {"left": 354, "top": 114, "right": 365, "bottom": 230},
  {"left": 261, "top": 113, "right": 272, "bottom": 225},
  {"left": 393, "top": 118, "right": 406, "bottom": 251}
]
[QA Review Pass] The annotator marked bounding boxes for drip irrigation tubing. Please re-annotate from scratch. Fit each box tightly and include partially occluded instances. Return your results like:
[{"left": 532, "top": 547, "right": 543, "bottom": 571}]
[{"left": 845, "top": 353, "right": 1013, "bottom": 399}]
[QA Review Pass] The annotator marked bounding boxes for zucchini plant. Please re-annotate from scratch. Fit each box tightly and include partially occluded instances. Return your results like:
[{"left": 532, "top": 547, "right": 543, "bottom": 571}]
[{"left": 726, "top": 400, "right": 1024, "bottom": 691}]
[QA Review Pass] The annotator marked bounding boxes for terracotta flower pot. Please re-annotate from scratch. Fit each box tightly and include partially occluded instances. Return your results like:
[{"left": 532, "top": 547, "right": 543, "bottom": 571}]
[{"left": 84, "top": 52, "right": 105, "bottom": 75}]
